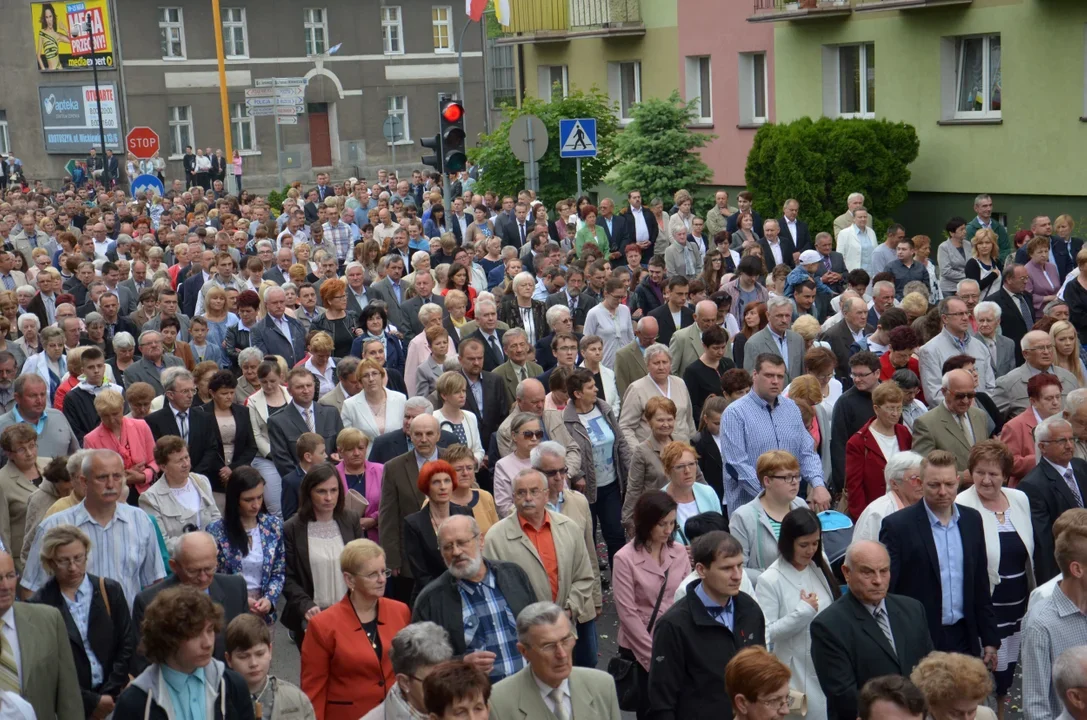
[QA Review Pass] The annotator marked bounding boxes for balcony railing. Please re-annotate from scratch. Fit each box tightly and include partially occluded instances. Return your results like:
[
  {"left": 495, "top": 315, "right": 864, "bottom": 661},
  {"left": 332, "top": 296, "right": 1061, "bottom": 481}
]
[
  {"left": 748, "top": 0, "right": 853, "bottom": 22},
  {"left": 497, "top": 0, "right": 645, "bottom": 44},
  {"left": 854, "top": 0, "right": 971, "bottom": 12}
]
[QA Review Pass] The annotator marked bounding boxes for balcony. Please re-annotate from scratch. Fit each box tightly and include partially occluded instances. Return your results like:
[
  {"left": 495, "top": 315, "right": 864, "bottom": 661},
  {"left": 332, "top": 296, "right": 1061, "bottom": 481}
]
[
  {"left": 748, "top": 0, "right": 853, "bottom": 23},
  {"left": 496, "top": 0, "right": 645, "bottom": 45},
  {"left": 854, "top": 0, "right": 971, "bottom": 12}
]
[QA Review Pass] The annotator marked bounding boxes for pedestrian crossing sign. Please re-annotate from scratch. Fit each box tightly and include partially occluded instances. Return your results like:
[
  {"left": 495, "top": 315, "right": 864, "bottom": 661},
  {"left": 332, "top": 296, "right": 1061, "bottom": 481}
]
[{"left": 559, "top": 118, "right": 598, "bottom": 159}]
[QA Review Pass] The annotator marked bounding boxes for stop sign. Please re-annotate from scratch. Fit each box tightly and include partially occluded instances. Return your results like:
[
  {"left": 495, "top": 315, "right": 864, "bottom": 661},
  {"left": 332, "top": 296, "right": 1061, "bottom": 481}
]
[{"left": 126, "top": 127, "right": 160, "bottom": 160}]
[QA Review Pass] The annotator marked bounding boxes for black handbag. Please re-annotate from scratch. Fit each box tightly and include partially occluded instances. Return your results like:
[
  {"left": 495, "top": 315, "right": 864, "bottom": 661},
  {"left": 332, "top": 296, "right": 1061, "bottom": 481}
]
[{"left": 606, "top": 568, "right": 670, "bottom": 712}]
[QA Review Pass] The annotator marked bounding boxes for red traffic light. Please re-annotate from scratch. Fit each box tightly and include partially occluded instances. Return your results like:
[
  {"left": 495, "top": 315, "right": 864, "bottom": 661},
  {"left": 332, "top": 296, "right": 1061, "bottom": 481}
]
[{"left": 441, "top": 103, "right": 464, "bottom": 123}]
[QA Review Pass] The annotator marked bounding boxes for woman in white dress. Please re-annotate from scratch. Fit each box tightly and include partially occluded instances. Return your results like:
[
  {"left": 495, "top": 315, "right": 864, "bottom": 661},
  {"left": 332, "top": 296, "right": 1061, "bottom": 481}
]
[
  {"left": 754, "top": 508, "right": 841, "bottom": 720},
  {"left": 341, "top": 358, "right": 407, "bottom": 457}
]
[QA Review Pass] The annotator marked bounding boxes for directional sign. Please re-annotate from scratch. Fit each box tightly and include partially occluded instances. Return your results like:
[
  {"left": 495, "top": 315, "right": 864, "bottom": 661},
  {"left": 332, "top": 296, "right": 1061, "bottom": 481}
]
[
  {"left": 276, "top": 96, "right": 304, "bottom": 106},
  {"left": 276, "top": 116, "right": 299, "bottom": 125},
  {"left": 246, "top": 107, "right": 275, "bottom": 117},
  {"left": 245, "top": 87, "right": 276, "bottom": 98},
  {"left": 275, "top": 106, "right": 300, "bottom": 116},
  {"left": 132, "top": 174, "right": 165, "bottom": 197},
  {"left": 276, "top": 86, "right": 305, "bottom": 97},
  {"left": 275, "top": 77, "right": 306, "bottom": 86},
  {"left": 64, "top": 159, "right": 79, "bottom": 177},
  {"left": 246, "top": 97, "right": 275, "bottom": 108},
  {"left": 559, "top": 118, "right": 597, "bottom": 159}
]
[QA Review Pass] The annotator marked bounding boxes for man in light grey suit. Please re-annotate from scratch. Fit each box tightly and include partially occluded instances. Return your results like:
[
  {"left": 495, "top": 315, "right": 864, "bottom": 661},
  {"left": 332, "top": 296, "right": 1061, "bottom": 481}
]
[
  {"left": 120, "top": 259, "right": 153, "bottom": 301},
  {"left": 974, "top": 301, "right": 1016, "bottom": 379},
  {"left": 489, "top": 601, "right": 621, "bottom": 720},
  {"left": 123, "top": 330, "right": 185, "bottom": 395},
  {"left": 994, "top": 330, "right": 1080, "bottom": 417},
  {"left": 742, "top": 296, "right": 804, "bottom": 382},
  {"left": 318, "top": 357, "right": 360, "bottom": 414},
  {"left": 670, "top": 300, "right": 718, "bottom": 377},
  {"left": 917, "top": 296, "right": 994, "bottom": 407},
  {"left": 368, "top": 254, "right": 411, "bottom": 335},
  {"left": 252, "top": 287, "right": 307, "bottom": 367}
]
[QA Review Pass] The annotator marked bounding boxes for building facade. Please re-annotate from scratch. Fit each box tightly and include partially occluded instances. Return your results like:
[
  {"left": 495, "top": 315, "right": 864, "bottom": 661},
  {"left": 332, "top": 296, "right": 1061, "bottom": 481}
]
[{"left": 5, "top": 0, "right": 489, "bottom": 189}]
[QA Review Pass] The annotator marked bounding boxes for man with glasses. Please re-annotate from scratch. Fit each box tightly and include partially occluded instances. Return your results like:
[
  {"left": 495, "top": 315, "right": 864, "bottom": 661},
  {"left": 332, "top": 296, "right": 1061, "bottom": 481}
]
[
  {"left": 413, "top": 515, "right": 534, "bottom": 683},
  {"left": 912, "top": 369, "right": 990, "bottom": 474},
  {"left": 995, "top": 330, "right": 1080, "bottom": 418},
  {"left": 917, "top": 297, "right": 995, "bottom": 407},
  {"left": 130, "top": 531, "right": 247, "bottom": 673},
  {"left": 829, "top": 351, "right": 881, "bottom": 496},
  {"left": 144, "top": 367, "right": 218, "bottom": 480}
]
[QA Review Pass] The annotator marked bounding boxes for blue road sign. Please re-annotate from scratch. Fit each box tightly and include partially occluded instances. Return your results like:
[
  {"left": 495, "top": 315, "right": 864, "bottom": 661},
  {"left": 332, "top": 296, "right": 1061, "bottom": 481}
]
[
  {"left": 132, "top": 174, "right": 165, "bottom": 197},
  {"left": 559, "top": 118, "right": 597, "bottom": 159}
]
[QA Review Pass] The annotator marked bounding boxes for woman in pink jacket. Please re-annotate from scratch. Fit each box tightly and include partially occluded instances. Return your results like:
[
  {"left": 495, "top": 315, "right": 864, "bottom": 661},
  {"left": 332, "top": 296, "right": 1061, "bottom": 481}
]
[
  {"left": 334, "top": 428, "right": 382, "bottom": 540},
  {"left": 83, "top": 388, "right": 158, "bottom": 496}
]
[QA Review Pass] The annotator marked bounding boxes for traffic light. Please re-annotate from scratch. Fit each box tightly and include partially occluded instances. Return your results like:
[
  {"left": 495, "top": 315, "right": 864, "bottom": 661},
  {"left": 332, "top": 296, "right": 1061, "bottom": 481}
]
[
  {"left": 440, "top": 97, "right": 467, "bottom": 173},
  {"left": 420, "top": 134, "right": 443, "bottom": 174}
]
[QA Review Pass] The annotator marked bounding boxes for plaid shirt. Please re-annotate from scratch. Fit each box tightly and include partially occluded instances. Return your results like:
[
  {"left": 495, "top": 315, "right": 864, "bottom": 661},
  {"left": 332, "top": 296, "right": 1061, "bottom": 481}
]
[
  {"left": 323, "top": 221, "right": 352, "bottom": 261},
  {"left": 1021, "top": 582, "right": 1087, "bottom": 719},
  {"left": 457, "top": 566, "right": 526, "bottom": 682}
]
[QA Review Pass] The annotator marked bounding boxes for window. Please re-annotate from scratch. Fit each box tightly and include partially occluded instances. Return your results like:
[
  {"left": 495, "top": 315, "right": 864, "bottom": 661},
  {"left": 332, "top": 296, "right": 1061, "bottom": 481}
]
[
  {"left": 304, "top": 8, "right": 327, "bottom": 56},
  {"left": 387, "top": 96, "right": 410, "bottom": 144},
  {"left": 0, "top": 112, "right": 8, "bottom": 156},
  {"left": 168, "top": 106, "right": 193, "bottom": 158},
  {"left": 608, "top": 61, "right": 642, "bottom": 122},
  {"left": 231, "top": 103, "right": 255, "bottom": 152},
  {"left": 685, "top": 56, "right": 712, "bottom": 122},
  {"left": 382, "top": 6, "right": 404, "bottom": 55},
  {"left": 954, "top": 34, "right": 1001, "bottom": 119},
  {"left": 738, "top": 52, "right": 767, "bottom": 125},
  {"left": 537, "top": 65, "right": 568, "bottom": 102},
  {"left": 432, "top": 6, "right": 453, "bottom": 53},
  {"left": 836, "top": 43, "right": 875, "bottom": 118},
  {"left": 158, "top": 7, "right": 186, "bottom": 59},
  {"left": 221, "top": 8, "right": 248, "bottom": 59},
  {"left": 490, "top": 42, "right": 516, "bottom": 108}
]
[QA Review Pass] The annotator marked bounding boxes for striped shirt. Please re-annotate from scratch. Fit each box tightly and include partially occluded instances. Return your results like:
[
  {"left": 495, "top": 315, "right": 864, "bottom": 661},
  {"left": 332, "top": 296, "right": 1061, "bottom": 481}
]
[
  {"left": 1021, "top": 582, "right": 1087, "bottom": 720},
  {"left": 322, "top": 221, "right": 352, "bottom": 261},
  {"left": 20, "top": 501, "right": 166, "bottom": 610}
]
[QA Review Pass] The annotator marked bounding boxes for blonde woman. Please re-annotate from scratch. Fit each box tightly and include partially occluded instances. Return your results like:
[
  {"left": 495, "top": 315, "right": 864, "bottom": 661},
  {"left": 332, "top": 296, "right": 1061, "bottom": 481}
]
[
  {"left": 432, "top": 371, "right": 484, "bottom": 465},
  {"left": 966, "top": 227, "right": 1001, "bottom": 299},
  {"left": 911, "top": 652, "right": 997, "bottom": 720},
  {"left": 667, "top": 189, "right": 695, "bottom": 241},
  {"left": 1051, "top": 320, "right": 1087, "bottom": 386},
  {"left": 341, "top": 359, "right": 407, "bottom": 455}
]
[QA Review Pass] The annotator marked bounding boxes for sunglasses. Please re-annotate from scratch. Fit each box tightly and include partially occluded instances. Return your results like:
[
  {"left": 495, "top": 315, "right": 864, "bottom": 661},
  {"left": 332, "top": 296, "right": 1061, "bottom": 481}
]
[
  {"left": 520, "top": 430, "right": 545, "bottom": 440},
  {"left": 951, "top": 391, "right": 977, "bottom": 400}
]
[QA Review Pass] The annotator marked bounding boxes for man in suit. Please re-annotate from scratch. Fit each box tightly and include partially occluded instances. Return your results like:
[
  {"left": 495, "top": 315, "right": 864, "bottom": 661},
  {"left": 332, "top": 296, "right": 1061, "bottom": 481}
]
[
  {"left": 144, "top": 367, "right": 217, "bottom": 476},
  {"left": 648, "top": 276, "right": 694, "bottom": 347},
  {"left": 620, "top": 190, "right": 658, "bottom": 268},
  {"left": 778, "top": 198, "right": 812, "bottom": 257},
  {"left": 180, "top": 249, "right": 215, "bottom": 318},
  {"left": 369, "top": 398, "right": 459, "bottom": 465},
  {"left": 0, "top": 251, "right": 26, "bottom": 293},
  {"left": 670, "top": 300, "right": 718, "bottom": 377},
  {"left": 819, "top": 296, "right": 873, "bottom": 380},
  {"left": 917, "top": 296, "right": 995, "bottom": 407},
  {"left": 182, "top": 146, "right": 196, "bottom": 188},
  {"left": 500, "top": 202, "right": 531, "bottom": 250},
  {"left": 102, "top": 149, "right": 120, "bottom": 186},
  {"left": 368, "top": 255, "right": 411, "bottom": 337},
  {"left": 318, "top": 357, "right": 360, "bottom": 414},
  {"left": 0, "top": 551, "right": 83, "bottom": 719},
  {"left": 757, "top": 219, "right": 796, "bottom": 271},
  {"left": 123, "top": 331, "right": 185, "bottom": 395},
  {"left": 596, "top": 198, "right": 624, "bottom": 260},
  {"left": 458, "top": 337, "right": 511, "bottom": 454},
  {"left": 493, "top": 329, "right": 543, "bottom": 403},
  {"left": 994, "top": 330, "right": 1079, "bottom": 418},
  {"left": 489, "top": 602, "right": 621, "bottom": 720},
  {"left": 268, "top": 367, "right": 343, "bottom": 478},
  {"left": 742, "top": 296, "right": 804, "bottom": 382},
  {"left": 833, "top": 192, "right": 866, "bottom": 240},
  {"left": 615, "top": 316, "right": 658, "bottom": 399},
  {"left": 263, "top": 248, "right": 294, "bottom": 286},
  {"left": 131, "top": 532, "right": 248, "bottom": 673},
  {"left": 725, "top": 191, "right": 764, "bottom": 239},
  {"left": 465, "top": 299, "right": 507, "bottom": 372},
  {"left": 400, "top": 272, "right": 445, "bottom": 345},
  {"left": 1019, "top": 416, "right": 1087, "bottom": 583},
  {"left": 990, "top": 264, "right": 1036, "bottom": 365},
  {"left": 912, "top": 369, "right": 990, "bottom": 473},
  {"left": 880, "top": 449, "right": 999, "bottom": 659},
  {"left": 811, "top": 540, "right": 935, "bottom": 720},
  {"left": 252, "top": 287, "right": 307, "bottom": 368},
  {"left": 703, "top": 190, "right": 738, "bottom": 240},
  {"left": 546, "top": 268, "right": 597, "bottom": 332}
]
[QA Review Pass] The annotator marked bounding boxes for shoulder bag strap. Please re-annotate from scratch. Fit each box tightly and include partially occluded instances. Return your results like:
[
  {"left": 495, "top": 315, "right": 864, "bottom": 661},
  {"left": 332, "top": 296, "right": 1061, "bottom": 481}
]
[
  {"left": 646, "top": 568, "right": 671, "bottom": 634},
  {"left": 98, "top": 576, "right": 111, "bottom": 619}
]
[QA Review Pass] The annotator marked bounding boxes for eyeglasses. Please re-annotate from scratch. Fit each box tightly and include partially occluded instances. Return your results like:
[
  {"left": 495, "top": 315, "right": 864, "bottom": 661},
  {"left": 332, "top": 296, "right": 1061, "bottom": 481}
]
[
  {"left": 672, "top": 462, "right": 697, "bottom": 473},
  {"left": 54, "top": 554, "right": 87, "bottom": 569},
  {"left": 440, "top": 534, "right": 481, "bottom": 554},
  {"left": 1040, "top": 437, "right": 1075, "bottom": 446},
  {"left": 942, "top": 311, "right": 970, "bottom": 318},
  {"left": 359, "top": 569, "right": 393, "bottom": 581},
  {"left": 514, "top": 487, "right": 546, "bottom": 499},
  {"left": 532, "top": 634, "right": 577, "bottom": 656},
  {"left": 950, "top": 391, "right": 977, "bottom": 400},
  {"left": 769, "top": 474, "right": 801, "bottom": 484},
  {"left": 520, "top": 430, "right": 545, "bottom": 440},
  {"left": 850, "top": 370, "right": 876, "bottom": 380},
  {"left": 759, "top": 696, "right": 791, "bottom": 711},
  {"left": 541, "top": 468, "right": 567, "bottom": 479}
]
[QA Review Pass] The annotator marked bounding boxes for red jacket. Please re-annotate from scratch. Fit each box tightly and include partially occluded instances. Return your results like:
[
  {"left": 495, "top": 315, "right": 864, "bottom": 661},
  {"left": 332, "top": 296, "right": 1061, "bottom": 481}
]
[
  {"left": 845, "top": 417, "right": 913, "bottom": 520},
  {"left": 998, "top": 408, "right": 1040, "bottom": 486},
  {"left": 879, "top": 353, "right": 925, "bottom": 405}
]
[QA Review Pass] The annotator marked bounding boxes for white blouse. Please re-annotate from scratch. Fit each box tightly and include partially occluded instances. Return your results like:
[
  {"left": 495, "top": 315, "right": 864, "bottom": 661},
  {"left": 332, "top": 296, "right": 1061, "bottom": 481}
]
[
  {"left": 240, "top": 526, "right": 263, "bottom": 593},
  {"left": 308, "top": 520, "right": 346, "bottom": 609}
]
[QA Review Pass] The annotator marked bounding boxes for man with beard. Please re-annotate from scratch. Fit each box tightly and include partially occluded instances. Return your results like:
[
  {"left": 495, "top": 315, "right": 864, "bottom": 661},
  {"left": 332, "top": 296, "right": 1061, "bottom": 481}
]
[{"left": 412, "top": 514, "right": 535, "bottom": 684}]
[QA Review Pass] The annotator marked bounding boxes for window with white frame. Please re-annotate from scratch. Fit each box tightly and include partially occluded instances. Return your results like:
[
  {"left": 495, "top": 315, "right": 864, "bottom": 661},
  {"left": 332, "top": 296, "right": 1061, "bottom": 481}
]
[
  {"left": 159, "top": 7, "right": 186, "bottom": 59},
  {"left": 387, "top": 96, "right": 410, "bottom": 144},
  {"left": 168, "top": 106, "right": 193, "bottom": 158},
  {"left": 231, "top": 103, "right": 255, "bottom": 152},
  {"left": 221, "top": 8, "right": 248, "bottom": 59},
  {"left": 304, "top": 8, "right": 327, "bottom": 56},
  {"left": 608, "top": 61, "right": 642, "bottom": 121},
  {"left": 537, "top": 65, "right": 568, "bottom": 102},
  {"left": 738, "top": 52, "right": 768, "bottom": 125},
  {"left": 833, "top": 43, "right": 875, "bottom": 118},
  {"left": 490, "top": 42, "right": 517, "bottom": 108},
  {"left": 382, "top": 6, "right": 404, "bottom": 55},
  {"left": 952, "top": 34, "right": 1001, "bottom": 119},
  {"left": 0, "top": 112, "right": 8, "bottom": 156},
  {"left": 685, "top": 56, "right": 712, "bottom": 122},
  {"left": 432, "top": 6, "right": 453, "bottom": 53}
]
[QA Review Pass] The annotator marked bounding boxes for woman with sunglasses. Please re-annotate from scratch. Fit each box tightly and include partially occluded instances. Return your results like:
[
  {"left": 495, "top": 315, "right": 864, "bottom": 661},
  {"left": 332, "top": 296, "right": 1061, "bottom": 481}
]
[{"left": 492, "top": 413, "right": 543, "bottom": 518}]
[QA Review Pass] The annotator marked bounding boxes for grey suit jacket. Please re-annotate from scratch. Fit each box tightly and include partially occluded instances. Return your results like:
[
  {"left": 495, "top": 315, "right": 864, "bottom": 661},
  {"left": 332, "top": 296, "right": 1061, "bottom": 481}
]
[
  {"left": 669, "top": 322, "right": 704, "bottom": 377},
  {"left": 369, "top": 277, "right": 411, "bottom": 335},
  {"left": 994, "top": 363, "right": 1080, "bottom": 418},
  {"left": 489, "top": 666, "right": 621, "bottom": 720},
  {"left": 105, "top": 283, "right": 135, "bottom": 316},
  {"left": 614, "top": 340, "right": 648, "bottom": 400},
  {"left": 122, "top": 355, "right": 185, "bottom": 395},
  {"left": 917, "top": 329, "right": 994, "bottom": 407},
  {"left": 911, "top": 403, "right": 989, "bottom": 471},
  {"left": 984, "top": 334, "right": 1016, "bottom": 379},
  {"left": 142, "top": 313, "right": 192, "bottom": 342},
  {"left": 12, "top": 602, "right": 83, "bottom": 720},
  {"left": 493, "top": 360, "right": 543, "bottom": 407},
  {"left": 401, "top": 293, "right": 446, "bottom": 343},
  {"left": 742, "top": 326, "right": 804, "bottom": 382},
  {"left": 318, "top": 384, "right": 347, "bottom": 413},
  {"left": 267, "top": 402, "right": 343, "bottom": 477}
]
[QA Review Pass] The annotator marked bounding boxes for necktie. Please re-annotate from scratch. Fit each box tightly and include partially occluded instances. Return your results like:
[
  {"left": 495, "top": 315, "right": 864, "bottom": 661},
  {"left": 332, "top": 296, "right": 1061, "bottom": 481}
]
[
  {"left": 302, "top": 407, "right": 315, "bottom": 433},
  {"left": 177, "top": 411, "right": 189, "bottom": 443},
  {"left": 0, "top": 633, "right": 18, "bottom": 693},
  {"left": 489, "top": 335, "right": 503, "bottom": 361},
  {"left": 1065, "top": 468, "right": 1084, "bottom": 507},
  {"left": 874, "top": 607, "right": 897, "bottom": 654},
  {"left": 519, "top": 223, "right": 526, "bottom": 245},
  {"left": 958, "top": 413, "right": 974, "bottom": 445},
  {"left": 1017, "top": 295, "right": 1031, "bottom": 321},
  {"left": 824, "top": 256, "right": 832, "bottom": 271},
  {"left": 519, "top": 366, "right": 527, "bottom": 382},
  {"left": 548, "top": 687, "right": 570, "bottom": 720}
]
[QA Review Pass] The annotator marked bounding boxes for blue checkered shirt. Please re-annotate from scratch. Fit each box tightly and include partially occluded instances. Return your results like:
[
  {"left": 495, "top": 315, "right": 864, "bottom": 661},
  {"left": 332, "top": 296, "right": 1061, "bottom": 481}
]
[
  {"left": 457, "top": 566, "right": 525, "bottom": 682},
  {"left": 64, "top": 575, "right": 104, "bottom": 686},
  {"left": 323, "top": 221, "right": 352, "bottom": 261}
]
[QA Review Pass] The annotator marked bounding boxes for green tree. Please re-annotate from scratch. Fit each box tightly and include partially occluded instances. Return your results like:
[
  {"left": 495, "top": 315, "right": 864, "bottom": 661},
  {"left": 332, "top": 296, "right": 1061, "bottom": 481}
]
[
  {"left": 468, "top": 87, "right": 621, "bottom": 201},
  {"left": 611, "top": 91, "right": 715, "bottom": 205},
  {"left": 745, "top": 117, "right": 919, "bottom": 236}
]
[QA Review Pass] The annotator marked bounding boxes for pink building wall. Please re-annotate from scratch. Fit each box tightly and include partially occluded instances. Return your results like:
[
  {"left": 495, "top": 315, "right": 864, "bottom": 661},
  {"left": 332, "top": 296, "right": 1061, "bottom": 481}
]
[{"left": 677, "top": 0, "right": 775, "bottom": 187}]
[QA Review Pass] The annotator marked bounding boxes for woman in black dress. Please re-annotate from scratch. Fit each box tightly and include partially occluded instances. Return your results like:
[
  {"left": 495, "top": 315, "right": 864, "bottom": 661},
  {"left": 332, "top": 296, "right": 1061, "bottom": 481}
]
[{"left": 681, "top": 325, "right": 734, "bottom": 422}]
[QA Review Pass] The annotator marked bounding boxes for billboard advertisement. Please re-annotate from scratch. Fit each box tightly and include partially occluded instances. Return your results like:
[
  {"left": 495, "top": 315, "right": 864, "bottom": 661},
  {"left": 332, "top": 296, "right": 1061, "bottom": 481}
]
[
  {"left": 31, "top": 1, "right": 116, "bottom": 72},
  {"left": 39, "top": 84, "right": 122, "bottom": 154}
]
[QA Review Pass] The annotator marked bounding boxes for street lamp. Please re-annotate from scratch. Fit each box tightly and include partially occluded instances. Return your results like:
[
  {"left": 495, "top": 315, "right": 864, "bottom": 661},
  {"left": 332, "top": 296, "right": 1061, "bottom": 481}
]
[{"left": 82, "top": 16, "right": 108, "bottom": 160}]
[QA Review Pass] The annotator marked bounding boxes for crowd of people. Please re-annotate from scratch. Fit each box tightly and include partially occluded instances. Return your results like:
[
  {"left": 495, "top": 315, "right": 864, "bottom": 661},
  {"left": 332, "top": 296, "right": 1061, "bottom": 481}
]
[{"left": 0, "top": 161, "right": 1086, "bottom": 719}]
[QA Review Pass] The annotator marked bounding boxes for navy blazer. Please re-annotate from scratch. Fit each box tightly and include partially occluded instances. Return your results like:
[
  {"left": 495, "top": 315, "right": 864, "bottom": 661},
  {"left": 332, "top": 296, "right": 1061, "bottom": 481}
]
[
  {"left": 1019, "top": 458, "right": 1087, "bottom": 583},
  {"left": 252, "top": 314, "right": 307, "bottom": 368},
  {"left": 179, "top": 271, "right": 206, "bottom": 319},
  {"left": 778, "top": 216, "right": 813, "bottom": 253},
  {"left": 619, "top": 207, "right": 658, "bottom": 267},
  {"left": 880, "top": 500, "right": 999, "bottom": 656}
]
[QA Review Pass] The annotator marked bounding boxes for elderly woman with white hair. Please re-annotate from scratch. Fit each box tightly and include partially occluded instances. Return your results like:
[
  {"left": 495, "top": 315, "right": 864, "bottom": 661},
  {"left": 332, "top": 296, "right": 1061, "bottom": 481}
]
[
  {"left": 360, "top": 621, "right": 454, "bottom": 720},
  {"left": 404, "top": 302, "right": 445, "bottom": 397},
  {"left": 852, "top": 451, "right": 925, "bottom": 543},
  {"left": 499, "top": 271, "right": 547, "bottom": 347},
  {"left": 616, "top": 343, "right": 696, "bottom": 450},
  {"left": 13, "top": 313, "right": 40, "bottom": 360}
]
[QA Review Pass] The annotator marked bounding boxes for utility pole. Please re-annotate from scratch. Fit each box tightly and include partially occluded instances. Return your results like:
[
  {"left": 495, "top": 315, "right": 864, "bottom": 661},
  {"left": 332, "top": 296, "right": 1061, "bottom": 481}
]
[{"left": 83, "top": 17, "right": 107, "bottom": 160}]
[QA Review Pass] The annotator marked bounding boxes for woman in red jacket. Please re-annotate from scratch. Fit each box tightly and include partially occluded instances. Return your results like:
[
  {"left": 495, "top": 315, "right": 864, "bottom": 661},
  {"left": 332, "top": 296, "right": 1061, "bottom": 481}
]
[
  {"left": 878, "top": 326, "right": 925, "bottom": 405},
  {"left": 301, "top": 538, "right": 411, "bottom": 720},
  {"left": 845, "top": 382, "right": 913, "bottom": 520}
]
